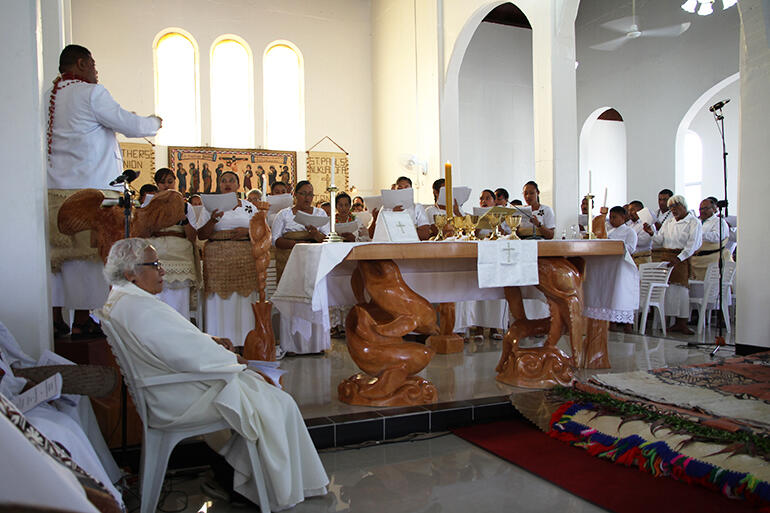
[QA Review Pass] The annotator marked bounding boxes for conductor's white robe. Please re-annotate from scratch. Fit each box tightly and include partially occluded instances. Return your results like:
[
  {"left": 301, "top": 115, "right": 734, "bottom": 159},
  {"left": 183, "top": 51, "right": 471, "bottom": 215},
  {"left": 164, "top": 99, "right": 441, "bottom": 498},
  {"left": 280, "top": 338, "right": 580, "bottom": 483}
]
[{"left": 100, "top": 282, "right": 328, "bottom": 510}]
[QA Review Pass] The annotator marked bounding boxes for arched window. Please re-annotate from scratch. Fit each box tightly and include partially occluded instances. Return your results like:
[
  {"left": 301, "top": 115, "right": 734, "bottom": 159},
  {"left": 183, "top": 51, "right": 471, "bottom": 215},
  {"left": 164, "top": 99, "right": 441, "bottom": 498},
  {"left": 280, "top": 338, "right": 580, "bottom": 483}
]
[
  {"left": 211, "top": 37, "right": 254, "bottom": 148},
  {"left": 263, "top": 42, "right": 304, "bottom": 151},
  {"left": 683, "top": 130, "right": 703, "bottom": 211},
  {"left": 154, "top": 30, "right": 199, "bottom": 146}
]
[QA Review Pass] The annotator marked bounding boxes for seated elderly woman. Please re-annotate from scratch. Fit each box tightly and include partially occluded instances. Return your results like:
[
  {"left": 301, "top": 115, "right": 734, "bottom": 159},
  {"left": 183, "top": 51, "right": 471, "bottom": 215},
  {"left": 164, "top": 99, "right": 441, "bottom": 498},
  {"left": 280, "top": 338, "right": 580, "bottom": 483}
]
[{"left": 99, "top": 238, "right": 328, "bottom": 510}]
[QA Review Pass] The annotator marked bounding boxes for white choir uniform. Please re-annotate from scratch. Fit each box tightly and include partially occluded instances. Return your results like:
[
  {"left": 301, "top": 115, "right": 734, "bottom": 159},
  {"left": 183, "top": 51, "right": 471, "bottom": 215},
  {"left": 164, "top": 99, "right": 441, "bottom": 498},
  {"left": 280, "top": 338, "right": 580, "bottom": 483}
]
[
  {"left": 47, "top": 79, "right": 160, "bottom": 310},
  {"left": 150, "top": 206, "right": 199, "bottom": 319},
  {"left": 652, "top": 213, "right": 702, "bottom": 317},
  {"left": 628, "top": 218, "right": 655, "bottom": 253},
  {"left": 518, "top": 204, "right": 556, "bottom": 235},
  {"left": 0, "top": 323, "right": 123, "bottom": 507},
  {"left": 652, "top": 209, "right": 673, "bottom": 249},
  {"left": 272, "top": 207, "right": 331, "bottom": 354},
  {"left": 198, "top": 201, "right": 259, "bottom": 345},
  {"left": 607, "top": 223, "right": 638, "bottom": 255},
  {"left": 424, "top": 203, "right": 465, "bottom": 222},
  {"left": 701, "top": 214, "right": 730, "bottom": 244},
  {"left": 99, "top": 283, "right": 328, "bottom": 510}
]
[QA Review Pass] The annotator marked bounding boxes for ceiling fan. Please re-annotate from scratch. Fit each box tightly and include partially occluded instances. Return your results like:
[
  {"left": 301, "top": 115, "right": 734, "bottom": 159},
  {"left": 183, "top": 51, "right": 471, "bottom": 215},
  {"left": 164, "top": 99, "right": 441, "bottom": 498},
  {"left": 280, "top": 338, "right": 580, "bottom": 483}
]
[{"left": 590, "top": 0, "right": 691, "bottom": 51}]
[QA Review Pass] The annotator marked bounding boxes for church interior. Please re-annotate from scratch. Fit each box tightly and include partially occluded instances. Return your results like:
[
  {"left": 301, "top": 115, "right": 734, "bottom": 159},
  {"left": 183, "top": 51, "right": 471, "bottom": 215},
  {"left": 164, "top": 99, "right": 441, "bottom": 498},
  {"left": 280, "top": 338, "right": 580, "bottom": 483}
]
[{"left": 2, "top": 0, "right": 769, "bottom": 512}]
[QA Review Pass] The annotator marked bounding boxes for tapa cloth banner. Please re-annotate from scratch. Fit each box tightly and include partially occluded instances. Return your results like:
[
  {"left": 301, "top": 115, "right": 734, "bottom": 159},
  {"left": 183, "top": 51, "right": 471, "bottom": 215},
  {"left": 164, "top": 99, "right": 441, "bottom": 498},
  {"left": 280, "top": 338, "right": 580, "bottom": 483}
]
[{"left": 307, "top": 151, "right": 349, "bottom": 203}]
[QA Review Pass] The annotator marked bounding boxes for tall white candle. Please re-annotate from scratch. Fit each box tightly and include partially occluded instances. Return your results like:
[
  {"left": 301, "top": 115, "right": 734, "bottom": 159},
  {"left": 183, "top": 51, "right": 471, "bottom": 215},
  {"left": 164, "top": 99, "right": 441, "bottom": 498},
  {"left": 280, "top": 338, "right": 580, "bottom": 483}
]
[
  {"left": 603, "top": 187, "right": 608, "bottom": 207},
  {"left": 588, "top": 170, "right": 592, "bottom": 194},
  {"left": 330, "top": 157, "right": 336, "bottom": 188}
]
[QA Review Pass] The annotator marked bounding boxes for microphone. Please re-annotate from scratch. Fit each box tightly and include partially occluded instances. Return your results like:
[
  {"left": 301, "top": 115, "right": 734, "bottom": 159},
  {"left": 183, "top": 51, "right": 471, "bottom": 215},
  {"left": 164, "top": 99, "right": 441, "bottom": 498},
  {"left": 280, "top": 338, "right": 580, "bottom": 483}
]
[
  {"left": 709, "top": 99, "right": 730, "bottom": 112},
  {"left": 109, "top": 169, "right": 140, "bottom": 186}
]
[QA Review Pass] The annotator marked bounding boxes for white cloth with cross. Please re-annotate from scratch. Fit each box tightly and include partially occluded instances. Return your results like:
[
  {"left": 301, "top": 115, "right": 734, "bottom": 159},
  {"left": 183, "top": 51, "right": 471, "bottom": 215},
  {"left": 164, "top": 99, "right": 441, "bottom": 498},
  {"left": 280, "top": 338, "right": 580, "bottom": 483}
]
[{"left": 476, "top": 240, "right": 539, "bottom": 288}]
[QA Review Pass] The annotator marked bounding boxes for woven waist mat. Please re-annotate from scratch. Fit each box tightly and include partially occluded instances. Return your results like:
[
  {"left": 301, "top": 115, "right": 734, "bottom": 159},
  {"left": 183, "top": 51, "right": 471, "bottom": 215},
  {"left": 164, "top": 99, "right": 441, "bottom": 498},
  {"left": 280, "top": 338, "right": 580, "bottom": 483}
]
[
  {"left": 203, "top": 238, "right": 258, "bottom": 298},
  {"left": 652, "top": 248, "right": 690, "bottom": 287}
]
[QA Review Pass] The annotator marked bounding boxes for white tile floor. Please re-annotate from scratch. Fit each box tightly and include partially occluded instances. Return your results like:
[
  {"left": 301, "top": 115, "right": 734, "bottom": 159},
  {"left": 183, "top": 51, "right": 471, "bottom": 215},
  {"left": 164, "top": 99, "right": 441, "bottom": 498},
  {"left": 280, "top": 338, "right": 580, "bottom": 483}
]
[{"left": 131, "top": 324, "right": 735, "bottom": 513}]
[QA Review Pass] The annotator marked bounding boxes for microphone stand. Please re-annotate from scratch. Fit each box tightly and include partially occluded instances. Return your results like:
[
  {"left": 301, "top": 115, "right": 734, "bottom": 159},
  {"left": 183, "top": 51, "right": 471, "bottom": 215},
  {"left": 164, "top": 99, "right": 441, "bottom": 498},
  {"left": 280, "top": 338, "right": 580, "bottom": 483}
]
[
  {"left": 117, "top": 179, "right": 134, "bottom": 455},
  {"left": 709, "top": 106, "right": 729, "bottom": 357}
]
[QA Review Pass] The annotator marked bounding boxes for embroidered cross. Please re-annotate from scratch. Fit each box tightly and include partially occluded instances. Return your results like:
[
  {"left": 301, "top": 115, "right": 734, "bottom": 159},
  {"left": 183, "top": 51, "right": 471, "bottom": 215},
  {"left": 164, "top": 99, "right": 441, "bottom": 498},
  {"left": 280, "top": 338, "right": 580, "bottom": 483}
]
[
  {"left": 395, "top": 221, "right": 407, "bottom": 234},
  {"left": 502, "top": 242, "right": 516, "bottom": 264}
]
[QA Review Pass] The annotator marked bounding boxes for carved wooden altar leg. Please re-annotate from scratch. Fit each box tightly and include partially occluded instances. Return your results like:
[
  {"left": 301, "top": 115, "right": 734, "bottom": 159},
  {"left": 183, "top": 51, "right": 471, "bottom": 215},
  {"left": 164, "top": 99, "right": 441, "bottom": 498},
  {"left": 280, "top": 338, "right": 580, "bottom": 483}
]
[
  {"left": 243, "top": 301, "right": 276, "bottom": 361},
  {"left": 338, "top": 260, "right": 439, "bottom": 406},
  {"left": 581, "top": 317, "right": 610, "bottom": 369},
  {"left": 495, "top": 285, "right": 574, "bottom": 387},
  {"left": 427, "top": 303, "right": 464, "bottom": 354}
]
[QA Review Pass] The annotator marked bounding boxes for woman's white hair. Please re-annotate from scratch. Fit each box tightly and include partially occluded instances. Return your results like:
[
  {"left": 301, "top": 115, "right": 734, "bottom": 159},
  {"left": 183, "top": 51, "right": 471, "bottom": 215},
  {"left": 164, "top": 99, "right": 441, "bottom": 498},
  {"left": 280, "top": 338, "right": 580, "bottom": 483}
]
[
  {"left": 667, "top": 194, "right": 688, "bottom": 210},
  {"left": 103, "top": 238, "right": 153, "bottom": 286}
]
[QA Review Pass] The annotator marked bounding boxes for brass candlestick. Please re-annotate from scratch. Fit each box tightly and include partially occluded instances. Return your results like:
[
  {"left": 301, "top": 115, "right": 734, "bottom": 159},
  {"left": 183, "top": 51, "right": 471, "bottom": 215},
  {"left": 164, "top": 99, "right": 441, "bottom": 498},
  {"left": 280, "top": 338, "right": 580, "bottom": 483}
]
[
  {"left": 584, "top": 193, "right": 596, "bottom": 240},
  {"left": 324, "top": 184, "right": 344, "bottom": 242}
]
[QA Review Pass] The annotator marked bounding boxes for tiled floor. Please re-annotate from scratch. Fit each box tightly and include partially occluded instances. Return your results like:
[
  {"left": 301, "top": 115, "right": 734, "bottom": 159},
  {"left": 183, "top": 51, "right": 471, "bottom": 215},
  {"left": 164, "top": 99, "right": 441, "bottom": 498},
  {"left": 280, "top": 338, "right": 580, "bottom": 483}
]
[{"left": 126, "top": 322, "right": 737, "bottom": 512}]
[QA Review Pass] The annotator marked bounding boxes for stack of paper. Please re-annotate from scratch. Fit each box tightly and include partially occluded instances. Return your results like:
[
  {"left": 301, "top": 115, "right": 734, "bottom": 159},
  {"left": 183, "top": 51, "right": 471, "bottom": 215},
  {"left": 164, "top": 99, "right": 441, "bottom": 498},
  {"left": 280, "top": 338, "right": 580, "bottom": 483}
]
[
  {"left": 381, "top": 188, "right": 414, "bottom": 210},
  {"left": 201, "top": 192, "right": 238, "bottom": 212},
  {"left": 267, "top": 193, "right": 293, "bottom": 213},
  {"left": 247, "top": 360, "right": 287, "bottom": 389},
  {"left": 335, "top": 221, "right": 359, "bottom": 234},
  {"left": 294, "top": 210, "right": 330, "bottom": 228},
  {"left": 438, "top": 186, "right": 472, "bottom": 208}
]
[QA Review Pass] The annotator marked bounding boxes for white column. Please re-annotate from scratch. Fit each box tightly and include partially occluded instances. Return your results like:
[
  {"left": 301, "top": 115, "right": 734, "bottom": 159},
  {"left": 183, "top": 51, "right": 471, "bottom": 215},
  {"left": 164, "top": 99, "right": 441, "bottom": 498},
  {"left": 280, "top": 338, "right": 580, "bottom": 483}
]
[
  {"left": 736, "top": 0, "right": 770, "bottom": 350},
  {"left": 0, "top": 0, "right": 53, "bottom": 358}
]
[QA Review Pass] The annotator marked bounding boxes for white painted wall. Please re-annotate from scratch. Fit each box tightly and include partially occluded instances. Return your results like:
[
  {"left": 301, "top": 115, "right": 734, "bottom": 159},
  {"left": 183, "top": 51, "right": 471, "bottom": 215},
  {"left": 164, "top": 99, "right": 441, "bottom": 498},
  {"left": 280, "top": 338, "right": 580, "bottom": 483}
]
[
  {"left": 736, "top": 0, "right": 770, "bottom": 349},
  {"left": 685, "top": 79, "right": 740, "bottom": 209},
  {"left": 69, "top": 0, "right": 373, "bottom": 193},
  {"left": 581, "top": 119, "right": 627, "bottom": 209},
  {"left": 0, "top": 0, "right": 53, "bottom": 358},
  {"left": 576, "top": 0, "right": 740, "bottom": 211},
  {"left": 458, "top": 22, "right": 534, "bottom": 204}
]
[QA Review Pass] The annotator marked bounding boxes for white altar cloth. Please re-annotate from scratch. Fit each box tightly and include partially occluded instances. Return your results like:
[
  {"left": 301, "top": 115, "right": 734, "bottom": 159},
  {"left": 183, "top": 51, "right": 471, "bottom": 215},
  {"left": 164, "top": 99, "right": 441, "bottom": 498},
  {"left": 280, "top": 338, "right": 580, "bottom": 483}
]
[{"left": 271, "top": 241, "right": 638, "bottom": 348}]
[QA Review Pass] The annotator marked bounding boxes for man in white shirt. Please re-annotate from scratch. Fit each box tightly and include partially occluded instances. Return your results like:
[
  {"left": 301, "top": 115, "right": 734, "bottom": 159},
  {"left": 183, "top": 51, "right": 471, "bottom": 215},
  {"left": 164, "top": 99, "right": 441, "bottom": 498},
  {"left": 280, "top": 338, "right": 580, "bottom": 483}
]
[
  {"left": 606, "top": 206, "right": 637, "bottom": 255},
  {"left": 626, "top": 200, "right": 655, "bottom": 264},
  {"left": 494, "top": 188, "right": 510, "bottom": 207},
  {"left": 653, "top": 188, "right": 674, "bottom": 230},
  {"left": 691, "top": 198, "right": 731, "bottom": 280},
  {"left": 645, "top": 195, "right": 702, "bottom": 334},
  {"left": 47, "top": 45, "right": 161, "bottom": 338}
]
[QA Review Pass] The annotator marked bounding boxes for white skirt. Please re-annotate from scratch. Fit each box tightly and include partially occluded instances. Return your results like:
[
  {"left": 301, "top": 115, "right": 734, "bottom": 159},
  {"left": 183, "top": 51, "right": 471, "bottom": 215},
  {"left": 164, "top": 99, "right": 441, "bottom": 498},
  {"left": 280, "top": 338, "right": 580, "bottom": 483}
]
[
  {"left": 204, "top": 291, "right": 256, "bottom": 347},
  {"left": 50, "top": 260, "right": 109, "bottom": 310},
  {"left": 454, "top": 300, "right": 509, "bottom": 331},
  {"left": 664, "top": 283, "right": 690, "bottom": 318},
  {"left": 279, "top": 317, "right": 330, "bottom": 354}
]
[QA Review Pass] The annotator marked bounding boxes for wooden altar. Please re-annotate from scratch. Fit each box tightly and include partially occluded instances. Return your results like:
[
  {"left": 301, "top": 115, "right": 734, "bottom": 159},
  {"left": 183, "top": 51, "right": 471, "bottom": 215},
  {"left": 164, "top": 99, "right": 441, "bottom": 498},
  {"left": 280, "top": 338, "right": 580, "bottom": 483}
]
[{"left": 335, "top": 240, "right": 625, "bottom": 406}]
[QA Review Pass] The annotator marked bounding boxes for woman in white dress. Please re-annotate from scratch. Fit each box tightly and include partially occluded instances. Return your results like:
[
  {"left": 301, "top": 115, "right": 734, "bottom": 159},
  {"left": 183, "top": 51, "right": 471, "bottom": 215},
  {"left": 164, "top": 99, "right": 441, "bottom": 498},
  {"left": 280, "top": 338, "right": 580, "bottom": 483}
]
[
  {"left": 272, "top": 181, "right": 330, "bottom": 354},
  {"left": 197, "top": 171, "right": 259, "bottom": 347},
  {"left": 148, "top": 167, "right": 199, "bottom": 319},
  {"left": 518, "top": 181, "right": 556, "bottom": 239}
]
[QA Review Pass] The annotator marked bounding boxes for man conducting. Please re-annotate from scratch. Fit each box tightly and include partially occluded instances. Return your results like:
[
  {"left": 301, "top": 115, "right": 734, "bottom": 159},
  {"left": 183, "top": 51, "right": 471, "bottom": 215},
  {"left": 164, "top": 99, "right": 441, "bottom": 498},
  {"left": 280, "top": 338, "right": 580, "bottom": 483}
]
[{"left": 47, "top": 44, "right": 162, "bottom": 338}]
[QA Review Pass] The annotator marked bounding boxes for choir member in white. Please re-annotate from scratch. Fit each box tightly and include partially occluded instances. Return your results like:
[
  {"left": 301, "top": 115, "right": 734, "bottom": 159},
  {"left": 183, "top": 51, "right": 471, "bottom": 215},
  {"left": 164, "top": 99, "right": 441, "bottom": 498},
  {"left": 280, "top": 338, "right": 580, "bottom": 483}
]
[
  {"left": 148, "top": 167, "right": 199, "bottom": 318},
  {"left": 424, "top": 178, "right": 464, "bottom": 222},
  {"left": 333, "top": 192, "right": 370, "bottom": 242},
  {"left": 606, "top": 206, "right": 638, "bottom": 255},
  {"left": 368, "top": 176, "right": 432, "bottom": 240},
  {"left": 197, "top": 172, "right": 260, "bottom": 346},
  {"left": 47, "top": 44, "right": 161, "bottom": 338},
  {"left": 518, "top": 181, "right": 556, "bottom": 239},
  {"left": 99, "top": 239, "right": 328, "bottom": 510},
  {"left": 272, "top": 181, "right": 331, "bottom": 354},
  {"left": 653, "top": 188, "right": 674, "bottom": 231},
  {"left": 626, "top": 200, "right": 656, "bottom": 264},
  {"left": 690, "top": 198, "right": 731, "bottom": 280},
  {"left": 645, "top": 195, "right": 702, "bottom": 334}
]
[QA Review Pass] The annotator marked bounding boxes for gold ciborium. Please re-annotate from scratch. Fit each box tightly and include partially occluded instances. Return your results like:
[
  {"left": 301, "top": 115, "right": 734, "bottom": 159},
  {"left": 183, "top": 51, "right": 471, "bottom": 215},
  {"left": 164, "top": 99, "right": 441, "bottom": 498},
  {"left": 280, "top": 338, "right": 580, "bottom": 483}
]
[
  {"left": 505, "top": 215, "right": 522, "bottom": 240},
  {"left": 432, "top": 214, "right": 447, "bottom": 240},
  {"left": 488, "top": 214, "right": 503, "bottom": 240}
]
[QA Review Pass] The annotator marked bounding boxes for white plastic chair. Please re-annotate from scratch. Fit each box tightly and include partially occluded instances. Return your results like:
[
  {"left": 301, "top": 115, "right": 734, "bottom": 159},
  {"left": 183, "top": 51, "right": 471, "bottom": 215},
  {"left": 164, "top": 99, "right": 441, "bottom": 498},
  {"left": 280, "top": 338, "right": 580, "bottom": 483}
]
[
  {"left": 635, "top": 263, "right": 674, "bottom": 335},
  {"left": 689, "top": 261, "right": 736, "bottom": 334},
  {"left": 97, "top": 314, "right": 271, "bottom": 513}
]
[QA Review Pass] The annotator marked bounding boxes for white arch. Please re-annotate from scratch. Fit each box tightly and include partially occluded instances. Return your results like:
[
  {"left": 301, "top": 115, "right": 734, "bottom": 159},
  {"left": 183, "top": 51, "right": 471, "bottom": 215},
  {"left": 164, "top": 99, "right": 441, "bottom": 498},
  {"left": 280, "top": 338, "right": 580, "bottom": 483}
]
[
  {"left": 579, "top": 107, "right": 627, "bottom": 206},
  {"left": 210, "top": 34, "right": 255, "bottom": 147},
  {"left": 674, "top": 73, "right": 739, "bottom": 195},
  {"left": 262, "top": 40, "right": 305, "bottom": 154}
]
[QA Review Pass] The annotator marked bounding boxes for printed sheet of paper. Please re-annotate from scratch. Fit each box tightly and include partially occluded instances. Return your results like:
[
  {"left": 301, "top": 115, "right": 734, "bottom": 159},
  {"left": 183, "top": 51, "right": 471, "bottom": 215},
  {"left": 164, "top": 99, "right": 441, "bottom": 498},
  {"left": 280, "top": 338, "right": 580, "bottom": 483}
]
[
  {"left": 201, "top": 192, "right": 238, "bottom": 213},
  {"left": 438, "top": 186, "right": 472, "bottom": 208},
  {"left": 335, "top": 221, "right": 359, "bottom": 234},
  {"left": 637, "top": 207, "right": 656, "bottom": 227},
  {"left": 363, "top": 196, "right": 383, "bottom": 212},
  {"left": 247, "top": 361, "right": 287, "bottom": 390},
  {"left": 11, "top": 373, "right": 63, "bottom": 413},
  {"left": 294, "top": 210, "right": 330, "bottom": 228},
  {"left": 474, "top": 207, "right": 492, "bottom": 216},
  {"left": 267, "top": 193, "right": 293, "bottom": 213},
  {"left": 477, "top": 240, "right": 539, "bottom": 288},
  {"left": 141, "top": 194, "right": 154, "bottom": 208},
  {"left": 381, "top": 188, "right": 414, "bottom": 210},
  {"left": 355, "top": 211, "right": 373, "bottom": 228}
]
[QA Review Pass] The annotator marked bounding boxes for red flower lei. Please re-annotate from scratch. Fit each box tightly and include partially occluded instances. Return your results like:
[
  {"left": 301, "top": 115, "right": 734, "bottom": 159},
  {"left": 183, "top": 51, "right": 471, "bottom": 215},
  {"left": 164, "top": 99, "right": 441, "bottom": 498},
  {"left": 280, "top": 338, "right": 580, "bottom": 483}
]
[{"left": 47, "top": 72, "right": 85, "bottom": 160}]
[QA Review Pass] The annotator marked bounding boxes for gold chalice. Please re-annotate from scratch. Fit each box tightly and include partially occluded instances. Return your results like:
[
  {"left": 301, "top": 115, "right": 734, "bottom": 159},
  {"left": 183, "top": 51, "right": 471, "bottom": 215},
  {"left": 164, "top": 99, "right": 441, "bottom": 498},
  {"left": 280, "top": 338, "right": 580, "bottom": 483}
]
[
  {"left": 488, "top": 214, "right": 502, "bottom": 240},
  {"left": 463, "top": 215, "right": 477, "bottom": 240},
  {"left": 432, "top": 214, "right": 447, "bottom": 240},
  {"left": 452, "top": 215, "right": 466, "bottom": 239},
  {"left": 505, "top": 215, "right": 522, "bottom": 240}
]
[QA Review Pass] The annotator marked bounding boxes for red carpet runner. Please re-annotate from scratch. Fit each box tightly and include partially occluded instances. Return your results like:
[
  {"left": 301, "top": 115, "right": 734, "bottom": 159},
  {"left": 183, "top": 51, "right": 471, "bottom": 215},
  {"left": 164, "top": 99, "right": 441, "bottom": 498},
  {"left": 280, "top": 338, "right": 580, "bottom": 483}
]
[{"left": 452, "top": 419, "right": 762, "bottom": 513}]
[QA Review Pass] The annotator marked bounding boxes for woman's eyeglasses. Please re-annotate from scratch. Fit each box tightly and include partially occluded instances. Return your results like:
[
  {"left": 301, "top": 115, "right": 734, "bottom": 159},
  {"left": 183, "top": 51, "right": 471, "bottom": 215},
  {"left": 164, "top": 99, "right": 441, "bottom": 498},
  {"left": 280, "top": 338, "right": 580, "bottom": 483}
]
[{"left": 137, "top": 260, "right": 163, "bottom": 270}]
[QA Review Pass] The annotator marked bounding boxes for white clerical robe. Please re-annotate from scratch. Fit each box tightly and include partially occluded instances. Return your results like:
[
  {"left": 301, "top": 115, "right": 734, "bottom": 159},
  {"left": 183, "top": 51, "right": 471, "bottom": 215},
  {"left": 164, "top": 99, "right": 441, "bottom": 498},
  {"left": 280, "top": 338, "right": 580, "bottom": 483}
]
[
  {"left": 607, "top": 223, "right": 638, "bottom": 255},
  {"left": 99, "top": 283, "right": 328, "bottom": 510}
]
